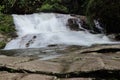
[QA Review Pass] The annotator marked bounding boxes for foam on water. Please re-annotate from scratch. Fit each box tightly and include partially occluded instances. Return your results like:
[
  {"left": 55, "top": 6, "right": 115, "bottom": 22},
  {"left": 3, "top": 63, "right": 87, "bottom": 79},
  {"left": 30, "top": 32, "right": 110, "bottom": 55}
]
[{"left": 4, "top": 13, "right": 116, "bottom": 50}]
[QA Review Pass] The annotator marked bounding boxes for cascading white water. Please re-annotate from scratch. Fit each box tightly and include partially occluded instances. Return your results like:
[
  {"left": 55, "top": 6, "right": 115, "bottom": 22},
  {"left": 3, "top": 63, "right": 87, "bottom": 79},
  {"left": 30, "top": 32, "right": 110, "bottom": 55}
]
[{"left": 5, "top": 13, "right": 115, "bottom": 50}]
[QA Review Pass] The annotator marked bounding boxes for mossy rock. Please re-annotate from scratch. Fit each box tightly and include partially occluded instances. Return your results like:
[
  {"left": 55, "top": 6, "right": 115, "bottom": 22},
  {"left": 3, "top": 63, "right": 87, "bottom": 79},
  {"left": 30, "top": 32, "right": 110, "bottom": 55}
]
[
  {"left": 86, "top": 0, "right": 120, "bottom": 34},
  {"left": 0, "top": 41, "right": 6, "bottom": 49},
  {"left": 0, "top": 14, "right": 16, "bottom": 38}
]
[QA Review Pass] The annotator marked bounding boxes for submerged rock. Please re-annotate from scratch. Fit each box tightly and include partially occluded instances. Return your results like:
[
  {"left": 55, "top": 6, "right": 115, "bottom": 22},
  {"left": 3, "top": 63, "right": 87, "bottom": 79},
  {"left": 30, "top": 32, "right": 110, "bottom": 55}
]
[{"left": 108, "top": 34, "right": 120, "bottom": 41}]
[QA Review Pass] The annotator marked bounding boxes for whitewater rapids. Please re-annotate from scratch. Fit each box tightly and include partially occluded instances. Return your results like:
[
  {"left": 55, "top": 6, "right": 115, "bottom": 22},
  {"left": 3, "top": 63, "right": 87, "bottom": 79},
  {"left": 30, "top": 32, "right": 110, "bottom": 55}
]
[{"left": 5, "top": 13, "right": 116, "bottom": 50}]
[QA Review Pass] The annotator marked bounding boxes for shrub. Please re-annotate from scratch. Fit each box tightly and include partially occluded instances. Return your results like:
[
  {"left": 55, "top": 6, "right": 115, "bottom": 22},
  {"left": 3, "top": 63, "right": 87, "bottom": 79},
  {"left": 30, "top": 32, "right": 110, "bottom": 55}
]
[
  {"left": 40, "top": 0, "right": 68, "bottom": 13},
  {"left": 0, "top": 14, "right": 16, "bottom": 37},
  {"left": 0, "top": 0, "right": 88, "bottom": 14},
  {"left": 0, "top": 0, "right": 43, "bottom": 14}
]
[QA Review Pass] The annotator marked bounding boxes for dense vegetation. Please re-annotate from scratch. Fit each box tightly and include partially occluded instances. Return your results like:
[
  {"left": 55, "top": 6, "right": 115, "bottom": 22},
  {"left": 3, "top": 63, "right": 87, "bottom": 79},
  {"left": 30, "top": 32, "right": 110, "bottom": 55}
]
[
  {"left": 0, "top": 14, "right": 15, "bottom": 36},
  {"left": 86, "top": 0, "right": 120, "bottom": 34},
  {"left": 0, "top": 13, "right": 16, "bottom": 48},
  {"left": 0, "top": 0, "right": 87, "bottom": 14}
]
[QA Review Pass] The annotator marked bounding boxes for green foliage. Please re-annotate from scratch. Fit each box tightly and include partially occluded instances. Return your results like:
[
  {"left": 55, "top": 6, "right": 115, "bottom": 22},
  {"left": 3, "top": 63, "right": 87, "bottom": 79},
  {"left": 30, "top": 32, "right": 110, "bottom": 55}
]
[
  {"left": 0, "top": 0, "right": 16, "bottom": 13},
  {"left": 86, "top": 0, "right": 120, "bottom": 34},
  {"left": 0, "top": 0, "right": 43, "bottom": 14},
  {"left": 0, "top": 0, "right": 87, "bottom": 14},
  {"left": 0, "top": 5, "right": 5, "bottom": 13},
  {"left": 40, "top": 0, "right": 68, "bottom": 13},
  {"left": 61, "top": 0, "right": 88, "bottom": 15},
  {"left": 86, "top": 0, "right": 95, "bottom": 28},
  {"left": 40, "top": 4, "right": 53, "bottom": 12},
  {"left": 44, "top": 0, "right": 61, "bottom": 4},
  {"left": 0, "top": 14, "right": 16, "bottom": 36},
  {"left": 0, "top": 41, "right": 6, "bottom": 49}
]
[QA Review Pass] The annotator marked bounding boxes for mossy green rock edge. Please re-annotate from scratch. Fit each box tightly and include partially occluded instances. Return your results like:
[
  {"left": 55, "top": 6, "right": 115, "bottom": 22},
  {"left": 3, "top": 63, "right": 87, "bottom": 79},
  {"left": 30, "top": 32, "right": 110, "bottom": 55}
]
[{"left": 0, "top": 14, "right": 16, "bottom": 49}]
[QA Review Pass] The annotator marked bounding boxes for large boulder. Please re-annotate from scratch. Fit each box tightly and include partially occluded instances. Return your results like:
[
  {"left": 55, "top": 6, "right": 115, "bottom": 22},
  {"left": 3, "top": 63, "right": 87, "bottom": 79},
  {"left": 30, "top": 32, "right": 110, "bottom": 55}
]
[
  {"left": 67, "top": 17, "right": 88, "bottom": 31},
  {"left": 86, "top": 0, "right": 120, "bottom": 34}
]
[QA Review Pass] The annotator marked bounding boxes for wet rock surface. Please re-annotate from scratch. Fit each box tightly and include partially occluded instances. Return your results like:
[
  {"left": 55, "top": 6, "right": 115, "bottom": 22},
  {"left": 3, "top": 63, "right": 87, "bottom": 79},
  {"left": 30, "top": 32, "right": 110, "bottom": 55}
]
[
  {"left": 67, "top": 15, "right": 90, "bottom": 32},
  {"left": 0, "top": 44, "right": 120, "bottom": 80}
]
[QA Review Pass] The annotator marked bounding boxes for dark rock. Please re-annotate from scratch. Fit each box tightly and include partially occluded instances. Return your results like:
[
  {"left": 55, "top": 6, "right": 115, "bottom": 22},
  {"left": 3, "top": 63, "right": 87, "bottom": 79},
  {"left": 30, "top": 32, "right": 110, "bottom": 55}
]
[
  {"left": 67, "top": 18, "right": 79, "bottom": 31},
  {"left": 8, "top": 32, "right": 18, "bottom": 38},
  {"left": 67, "top": 18, "right": 85, "bottom": 31},
  {"left": 68, "top": 15, "right": 95, "bottom": 33},
  {"left": 33, "top": 36, "right": 37, "bottom": 39},
  {"left": 48, "top": 44, "right": 57, "bottom": 47},
  {"left": 108, "top": 34, "right": 120, "bottom": 41},
  {"left": 115, "top": 34, "right": 120, "bottom": 41}
]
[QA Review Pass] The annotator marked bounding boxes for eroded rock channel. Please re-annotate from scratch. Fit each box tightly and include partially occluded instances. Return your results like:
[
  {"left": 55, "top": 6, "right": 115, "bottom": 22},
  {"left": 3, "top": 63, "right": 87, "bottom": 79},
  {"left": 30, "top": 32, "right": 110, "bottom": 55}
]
[{"left": 0, "top": 44, "right": 120, "bottom": 80}]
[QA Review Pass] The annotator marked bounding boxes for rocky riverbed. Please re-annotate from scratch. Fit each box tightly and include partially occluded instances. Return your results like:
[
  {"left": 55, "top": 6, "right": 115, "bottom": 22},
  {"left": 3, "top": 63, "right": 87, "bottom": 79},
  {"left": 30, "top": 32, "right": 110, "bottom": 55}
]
[{"left": 0, "top": 44, "right": 120, "bottom": 80}]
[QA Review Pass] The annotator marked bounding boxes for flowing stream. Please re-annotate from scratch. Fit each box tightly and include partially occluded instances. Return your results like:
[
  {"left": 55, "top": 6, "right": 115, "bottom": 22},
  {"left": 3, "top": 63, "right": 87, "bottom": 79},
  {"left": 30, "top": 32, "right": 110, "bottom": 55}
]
[{"left": 5, "top": 13, "right": 116, "bottom": 50}]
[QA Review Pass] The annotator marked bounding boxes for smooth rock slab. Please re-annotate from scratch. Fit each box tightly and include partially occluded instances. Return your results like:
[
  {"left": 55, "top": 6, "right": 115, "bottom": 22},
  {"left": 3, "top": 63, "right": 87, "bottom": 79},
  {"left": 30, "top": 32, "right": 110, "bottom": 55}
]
[
  {"left": 20, "top": 74, "right": 55, "bottom": 80},
  {"left": 0, "top": 72, "right": 24, "bottom": 80},
  {"left": 67, "top": 58, "right": 104, "bottom": 72},
  {"left": 0, "top": 57, "right": 63, "bottom": 74},
  {"left": 0, "top": 72, "right": 92, "bottom": 80},
  {"left": 0, "top": 44, "right": 120, "bottom": 75},
  {"left": 14, "top": 60, "right": 63, "bottom": 74},
  {"left": 0, "top": 54, "right": 120, "bottom": 74},
  {"left": 0, "top": 72, "right": 55, "bottom": 80},
  {"left": 0, "top": 56, "right": 33, "bottom": 66}
]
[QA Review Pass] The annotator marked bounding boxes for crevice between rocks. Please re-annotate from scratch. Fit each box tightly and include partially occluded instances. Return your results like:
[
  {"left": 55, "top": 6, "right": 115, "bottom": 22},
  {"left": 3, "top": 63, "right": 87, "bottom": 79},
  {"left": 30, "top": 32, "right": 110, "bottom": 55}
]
[
  {"left": 82, "top": 48, "right": 120, "bottom": 54},
  {"left": 0, "top": 66, "right": 120, "bottom": 79}
]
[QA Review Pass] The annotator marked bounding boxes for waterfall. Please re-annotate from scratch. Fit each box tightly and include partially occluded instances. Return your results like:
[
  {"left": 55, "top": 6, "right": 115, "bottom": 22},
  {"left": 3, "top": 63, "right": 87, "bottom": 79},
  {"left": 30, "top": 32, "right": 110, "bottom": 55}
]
[{"left": 5, "top": 13, "right": 115, "bottom": 50}]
